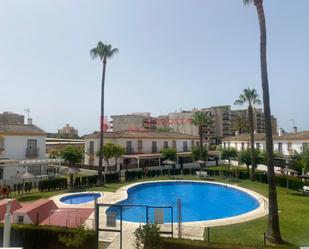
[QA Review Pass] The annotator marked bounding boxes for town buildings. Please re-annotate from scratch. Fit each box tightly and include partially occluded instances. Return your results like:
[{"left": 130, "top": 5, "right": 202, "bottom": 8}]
[
  {"left": 57, "top": 124, "right": 79, "bottom": 139},
  {"left": 83, "top": 130, "right": 200, "bottom": 171},
  {"left": 222, "top": 130, "right": 309, "bottom": 156},
  {"left": 111, "top": 106, "right": 278, "bottom": 145}
]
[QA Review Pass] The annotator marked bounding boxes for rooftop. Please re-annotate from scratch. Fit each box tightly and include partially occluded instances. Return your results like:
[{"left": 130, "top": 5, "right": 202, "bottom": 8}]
[
  {"left": 222, "top": 130, "right": 309, "bottom": 142},
  {"left": 84, "top": 130, "right": 199, "bottom": 140},
  {"left": 0, "top": 124, "right": 46, "bottom": 136}
]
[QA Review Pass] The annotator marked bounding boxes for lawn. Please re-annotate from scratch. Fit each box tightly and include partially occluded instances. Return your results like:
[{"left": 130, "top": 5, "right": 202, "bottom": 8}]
[
  {"left": 208, "top": 179, "right": 309, "bottom": 247},
  {"left": 12, "top": 175, "right": 309, "bottom": 247}
]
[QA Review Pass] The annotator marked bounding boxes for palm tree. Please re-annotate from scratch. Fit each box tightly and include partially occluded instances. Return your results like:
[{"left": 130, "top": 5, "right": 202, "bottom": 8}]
[
  {"left": 90, "top": 41, "right": 119, "bottom": 185},
  {"left": 234, "top": 88, "right": 261, "bottom": 181},
  {"left": 234, "top": 113, "right": 249, "bottom": 134},
  {"left": 243, "top": 0, "right": 283, "bottom": 243},
  {"left": 192, "top": 111, "right": 212, "bottom": 162}
]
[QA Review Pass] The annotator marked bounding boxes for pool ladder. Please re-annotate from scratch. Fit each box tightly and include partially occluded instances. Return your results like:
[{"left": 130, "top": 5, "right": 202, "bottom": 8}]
[{"left": 258, "top": 198, "right": 268, "bottom": 210}]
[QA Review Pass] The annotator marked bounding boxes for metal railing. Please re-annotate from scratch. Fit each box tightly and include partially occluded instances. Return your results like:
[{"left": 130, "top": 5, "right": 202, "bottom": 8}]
[{"left": 26, "top": 147, "right": 39, "bottom": 157}]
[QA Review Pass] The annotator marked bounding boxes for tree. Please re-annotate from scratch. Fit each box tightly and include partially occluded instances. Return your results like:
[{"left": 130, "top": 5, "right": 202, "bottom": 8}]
[
  {"left": 221, "top": 148, "right": 238, "bottom": 173},
  {"left": 49, "top": 149, "right": 61, "bottom": 159},
  {"left": 113, "top": 144, "right": 126, "bottom": 169},
  {"left": 61, "top": 146, "right": 83, "bottom": 188},
  {"left": 160, "top": 148, "right": 177, "bottom": 161},
  {"left": 302, "top": 149, "right": 309, "bottom": 172},
  {"left": 239, "top": 149, "right": 263, "bottom": 175},
  {"left": 234, "top": 113, "right": 249, "bottom": 134},
  {"left": 192, "top": 146, "right": 208, "bottom": 162},
  {"left": 90, "top": 41, "right": 119, "bottom": 185},
  {"left": 234, "top": 88, "right": 261, "bottom": 181},
  {"left": 288, "top": 151, "right": 304, "bottom": 174},
  {"left": 192, "top": 111, "right": 212, "bottom": 161},
  {"left": 243, "top": 0, "right": 282, "bottom": 243}
]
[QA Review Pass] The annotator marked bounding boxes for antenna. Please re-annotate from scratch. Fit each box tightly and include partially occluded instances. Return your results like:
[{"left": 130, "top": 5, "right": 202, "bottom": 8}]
[{"left": 24, "top": 108, "right": 30, "bottom": 119}]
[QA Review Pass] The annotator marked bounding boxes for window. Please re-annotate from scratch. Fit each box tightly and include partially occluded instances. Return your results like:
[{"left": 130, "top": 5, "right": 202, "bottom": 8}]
[
  {"left": 152, "top": 141, "right": 157, "bottom": 153},
  {"left": 126, "top": 141, "right": 133, "bottom": 154},
  {"left": 172, "top": 140, "right": 176, "bottom": 149},
  {"left": 223, "top": 142, "right": 226, "bottom": 149},
  {"left": 241, "top": 143, "right": 245, "bottom": 151},
  {"left": 191, "top": 140, "right": 195, "bottom": 149},
  {"left": 228, "top": 142, "right": 230, "bottom": 148},
  {"left": 235, "top": 143, "right": 238, "bottom": 150},
  {"left": 287, "top": 142, "right": 292, "bottom": 151},
  {"left": 0, "top": 168, "right": 3, "bottom": 180},
  {"left": 26, "top": 139, "right": 38, "bottom": 157},
  {"left": 196, "top": 141, "right": 199, "bottom": 147},
  {"left": 303, "top": 143, "right": 309, "bottom": 152},
  {"left": 256, "top": 143, "right": 260, "bottom": 150},
  {"left": 89, "top": 158, "right": 94, "bottom": 166},
  {"left": 138, "top": 140, "right": 143, "bottom": 152},
  {"left": 0, "top": 137, "right": 4, "bottom": 150},
  {"left": 89, "top": 141, "right": 94, "bottom": 154},
  {"left": 183, "top": 141, "right": 188, "bottom": 152},
  {"left": 278, "top": 142, "right": 283, "bottom": 154},
  {"left": 163, "top": 141, "right": 168, "bottom": 149},
  {"left": 17, "top": 216, "right": 24, "bottom": 224}
]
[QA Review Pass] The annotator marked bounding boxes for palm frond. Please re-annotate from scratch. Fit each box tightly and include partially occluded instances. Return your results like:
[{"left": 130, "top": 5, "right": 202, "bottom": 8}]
[{"left": 243, "top": 0, "right": 253, "bottom": 5}]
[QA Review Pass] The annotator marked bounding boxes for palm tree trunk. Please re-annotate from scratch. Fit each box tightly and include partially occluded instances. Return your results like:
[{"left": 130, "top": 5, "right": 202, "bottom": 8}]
[
  {"left": 199, "top": 127, "right": 203, "bottom": 161},
  {"left": 254, "top": 0, "right": 282, "bottom": 243},
  {"left": 248, "top": 105, "right": 256, "bottom": 181},
  {"left": 98, "top": 59, "right": 107, "bottom": 186}
]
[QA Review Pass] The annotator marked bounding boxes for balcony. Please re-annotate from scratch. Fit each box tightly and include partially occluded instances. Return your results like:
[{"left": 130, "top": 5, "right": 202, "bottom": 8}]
[
  {"left": 126, "top": 147, "right": 134, "bottom": 154},
  {"left": 87, "top": 148, "right": 94, "bottom": 155},
  {"left": 26, "top": 147, "right": 39, "bottom": 158}
]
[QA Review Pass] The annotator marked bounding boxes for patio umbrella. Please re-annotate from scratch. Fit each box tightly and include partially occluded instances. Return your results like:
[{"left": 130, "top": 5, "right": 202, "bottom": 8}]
[
  {"left": 298, "top": 174, "right": 309, "bottom": 180},
  {"left": 162, "top": 160, "right": 176, "bottom": 176},
  {"left": 278, "top": 168, "right": 298, "bottom": 193},
  {"left": 61, "top": 167, "right": 80, "bottom": 175}
]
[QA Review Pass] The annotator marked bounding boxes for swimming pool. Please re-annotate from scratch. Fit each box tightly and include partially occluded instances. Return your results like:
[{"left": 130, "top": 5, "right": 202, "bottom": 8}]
[
  {"left": 110, "top": 181, "right": 259, "bottom": 223},
  {"left": 60, "top": 193, "right": 101, "bottom": 204}
]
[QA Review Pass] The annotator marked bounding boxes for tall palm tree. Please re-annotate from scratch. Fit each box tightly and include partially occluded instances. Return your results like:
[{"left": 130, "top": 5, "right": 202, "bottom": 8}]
[
  {"left": 234, "top": 88, "right": 261, "bottom": 181},
  {"left": 90, "top": 41, "right": 119, "bottom": 185},
  {"left": 192, "top": 111, "right": 212, "bottom": 162},
  {"left": 243, "top": 0, "right": 283, "bottom": 243}
]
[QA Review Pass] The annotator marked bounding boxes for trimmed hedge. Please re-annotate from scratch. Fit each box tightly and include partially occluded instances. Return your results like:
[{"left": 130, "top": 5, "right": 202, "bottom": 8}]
[
  {"left": 38, "top": 178, "right": 68, "bottom": 192},
  {"left": 0, "top": 224, "right": 96, "bottom": 249}
]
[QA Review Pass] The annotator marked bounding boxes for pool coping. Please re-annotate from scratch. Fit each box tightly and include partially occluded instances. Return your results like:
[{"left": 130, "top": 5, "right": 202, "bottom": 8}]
[
  {"left": 100, "top": 180, "right": 268, "bottom": 227},
  {"left": 51, "top": 180, "right": 268, "bottom": 240},
  {"left": 51, "top": 191, "right": 103, "bottom": 208}
]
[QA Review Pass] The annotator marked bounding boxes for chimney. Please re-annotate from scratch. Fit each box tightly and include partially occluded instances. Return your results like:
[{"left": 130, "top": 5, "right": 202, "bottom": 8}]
[
  {"left": 27, "top": 118, "right": 33, "bottom": 125},
  {"left": 293, "top": 126, "right": 298, "bottom": 133}
]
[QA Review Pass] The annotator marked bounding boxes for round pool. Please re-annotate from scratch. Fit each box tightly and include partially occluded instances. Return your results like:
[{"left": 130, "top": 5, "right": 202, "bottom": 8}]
[
  {"left": 110, "top": 181, "right": 259, "bottom": 223},
  {"left": 60, "top": 193, "right": 101, "bottom": 204}
]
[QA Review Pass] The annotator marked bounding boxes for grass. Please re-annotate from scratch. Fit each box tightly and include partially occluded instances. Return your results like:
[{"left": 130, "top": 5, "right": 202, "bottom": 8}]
[
  {"left": 12, "top": 174, "right": 309, "bottom": 247},
  {"left": 208, "top": 179, "right": 309, "bottom": 247}
]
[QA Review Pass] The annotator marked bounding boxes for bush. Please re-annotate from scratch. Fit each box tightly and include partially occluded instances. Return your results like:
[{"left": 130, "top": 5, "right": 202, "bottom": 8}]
[
  {"left": 134, "top": 223, "right": 162, "bottom": 249},
  {"left": 0, "top": 224, "right": 96, "bottom": 249}
]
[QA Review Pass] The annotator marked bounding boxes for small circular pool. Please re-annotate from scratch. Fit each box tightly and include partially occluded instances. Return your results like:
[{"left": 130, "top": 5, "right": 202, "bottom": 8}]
[
  {"left": 110, "top": 181, "right": 259, "bottom": 223},
  {"left": 60, "top": 193, "right": 101, "bottom": 204}
]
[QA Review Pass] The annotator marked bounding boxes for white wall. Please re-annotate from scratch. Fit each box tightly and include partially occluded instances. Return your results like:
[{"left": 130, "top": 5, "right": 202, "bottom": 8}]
[{"left": 1, "top": 135, "right": 46, "bottom": 160}]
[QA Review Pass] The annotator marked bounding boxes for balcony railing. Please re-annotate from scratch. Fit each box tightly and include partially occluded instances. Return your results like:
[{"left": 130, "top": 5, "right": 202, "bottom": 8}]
[
  {"left": 126, "top": 147, "right": 134, "bottom": 154},
  {"left": 26, "top": 147, "right": 39, "bottom": 157},
  {"left": 87, "top": 148, "right": 94, "bottom": 155}
]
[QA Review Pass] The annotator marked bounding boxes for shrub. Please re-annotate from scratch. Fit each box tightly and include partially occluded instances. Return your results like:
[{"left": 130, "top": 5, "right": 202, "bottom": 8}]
[{"left": 134, "top": 223, "right": 162, "bottom": 249}]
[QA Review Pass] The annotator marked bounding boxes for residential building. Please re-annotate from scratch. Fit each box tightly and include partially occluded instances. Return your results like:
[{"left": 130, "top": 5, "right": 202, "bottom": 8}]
[
  {"left": 221, "top": 130, "right": 309, "bottom": 156},
  {"left": 57, "top": 124, "right": 79, "bottom": 139},
  {"left": 83, "top": 130, "right": 199, "bottom": 171},
  {"left": 111, "top": 113, "right": 157, "bottom": 131},
  {"left": 0, "top": 117, "right": 60, "bottom": 186},
  {"left": 0, "top": 112, "right": 25, "bottom": 125}
]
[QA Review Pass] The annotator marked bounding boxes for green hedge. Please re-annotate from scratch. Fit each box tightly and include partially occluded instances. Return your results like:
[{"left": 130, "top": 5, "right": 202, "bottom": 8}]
[
  {"left": 38, "top": 178, "right": 68, "bottom": 192},
  {"left": 0, "top": 224, "right": 96, "bottom": 249}
]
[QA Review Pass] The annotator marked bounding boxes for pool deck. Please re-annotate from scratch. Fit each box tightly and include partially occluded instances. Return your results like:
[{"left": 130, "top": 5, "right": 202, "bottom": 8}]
[{"left": 51, "top": 180, "right": 268, "bottom": 249}]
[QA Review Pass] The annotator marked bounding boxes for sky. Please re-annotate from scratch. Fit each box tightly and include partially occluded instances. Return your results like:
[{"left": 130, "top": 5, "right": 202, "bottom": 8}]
[{"left": 0, "top": 0, "right": 308, "bottom": 135}]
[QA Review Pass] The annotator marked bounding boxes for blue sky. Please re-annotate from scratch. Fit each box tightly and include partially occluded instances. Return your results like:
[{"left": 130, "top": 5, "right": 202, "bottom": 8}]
[{"left": 0, "top": 0, "right": 308, "bottom": 135}]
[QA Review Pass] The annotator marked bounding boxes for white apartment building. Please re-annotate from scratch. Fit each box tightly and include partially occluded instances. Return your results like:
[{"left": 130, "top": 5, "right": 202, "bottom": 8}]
[
  {"left": 0, "top": 123, "right": 59, "bottom": 185},
  {"left": 84, "top": 130, "right": 200, "bottom": 171},
  {"left": 222, "top": 131, "right": 309, "bottom": 156}
]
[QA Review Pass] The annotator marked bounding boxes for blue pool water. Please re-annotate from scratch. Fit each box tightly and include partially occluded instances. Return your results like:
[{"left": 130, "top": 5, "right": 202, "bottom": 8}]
[
  {"left": 110, "top": 182, "right": 259, "bottom": 222},
  {"left": 60, "top": 193, "right": 101, "bottom": 204}
]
